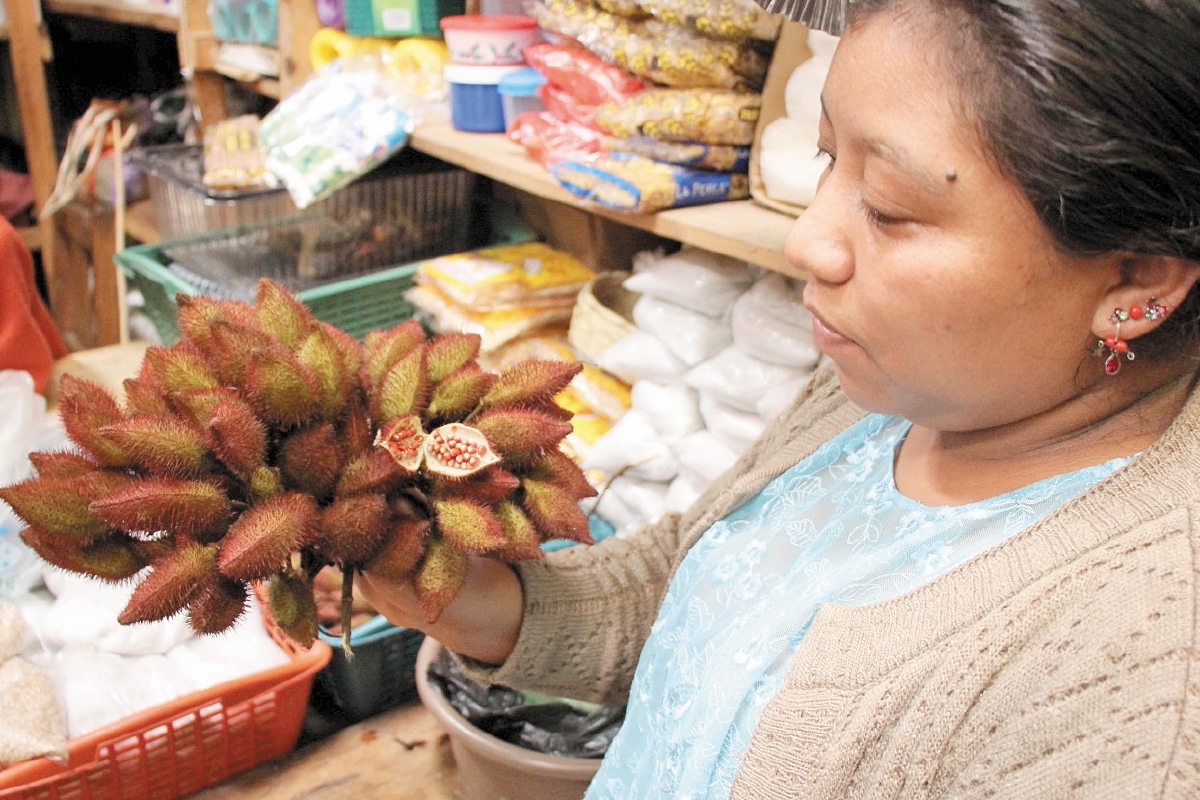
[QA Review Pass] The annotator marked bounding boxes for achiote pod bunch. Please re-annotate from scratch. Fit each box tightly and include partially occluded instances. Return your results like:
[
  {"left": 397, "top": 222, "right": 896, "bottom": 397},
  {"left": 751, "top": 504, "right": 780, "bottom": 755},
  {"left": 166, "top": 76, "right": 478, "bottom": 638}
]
[{"left": 0, "top": 279, "right": 596, "bottom": 652}]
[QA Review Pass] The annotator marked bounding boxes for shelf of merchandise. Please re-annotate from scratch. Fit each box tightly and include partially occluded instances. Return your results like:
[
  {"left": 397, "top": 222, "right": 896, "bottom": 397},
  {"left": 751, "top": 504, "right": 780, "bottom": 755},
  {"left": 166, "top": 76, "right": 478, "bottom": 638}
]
[{"left": 408, "top": 116, "right": 803, "bottom": 277}]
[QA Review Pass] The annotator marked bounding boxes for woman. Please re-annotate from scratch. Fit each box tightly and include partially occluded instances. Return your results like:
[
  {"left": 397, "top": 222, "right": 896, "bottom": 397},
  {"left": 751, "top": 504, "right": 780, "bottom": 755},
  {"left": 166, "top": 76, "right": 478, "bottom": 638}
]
[{"left": 362, "top": 0, "right": 1200, "bottom": 796}]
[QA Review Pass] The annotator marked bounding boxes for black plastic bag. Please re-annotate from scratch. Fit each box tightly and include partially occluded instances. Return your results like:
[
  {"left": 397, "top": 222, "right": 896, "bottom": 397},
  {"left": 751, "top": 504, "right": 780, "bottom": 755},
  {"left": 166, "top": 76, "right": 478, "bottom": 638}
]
[{"left": 427, "top": 649, "right": 625, "bottom": 759}]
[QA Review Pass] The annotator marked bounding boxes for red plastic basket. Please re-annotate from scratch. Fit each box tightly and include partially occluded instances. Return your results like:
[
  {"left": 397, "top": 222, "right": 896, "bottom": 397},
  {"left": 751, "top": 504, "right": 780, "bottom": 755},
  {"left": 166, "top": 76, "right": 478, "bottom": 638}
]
[{"left": 0, "top": 631, "right": 331, "bottom": 800}]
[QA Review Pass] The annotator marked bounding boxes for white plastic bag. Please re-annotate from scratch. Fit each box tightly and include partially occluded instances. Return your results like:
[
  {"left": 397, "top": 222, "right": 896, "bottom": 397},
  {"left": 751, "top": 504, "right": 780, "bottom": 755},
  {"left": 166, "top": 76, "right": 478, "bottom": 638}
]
[
  {"left": 729, "top": 273, "right": 821, "bottom": 368},
  {"left": 684, "top": 345, "right": 808, "bottom": 413},
  {"left": 0, "top": 371, "right": 67, "bottom": 599},
  {"left": 631, "top": 294, "right": 733, "bottom": 366},
  {"left": 624, "top": 247, "right": 756, "bottom": 316}
]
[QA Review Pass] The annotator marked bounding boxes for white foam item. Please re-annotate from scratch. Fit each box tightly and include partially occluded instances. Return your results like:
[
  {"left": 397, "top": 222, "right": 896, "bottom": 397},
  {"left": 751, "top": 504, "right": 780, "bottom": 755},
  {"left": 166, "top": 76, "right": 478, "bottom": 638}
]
[
  {"left": 757, "top": 372, "right": 816, "bottom": 422},
  {"left": 597, "top": 329, "right": 689, "bottom": 384},
  {"left": 730, "top": 273, "right": 821, "bottom": 368},
  {"left": 582, "top": 408, "right": 680, "bottom": 482},
  {"left": 631, "top": 294, "right": 733, "bottom": 367},
  {"left": 684, "top": 345, "right": 809, "bottom": 413},
  {"left": 664, "top": 470, "right": 708, "bottom": 513},
  {"left": 783, "top": 30, "right": 838, "bottom": 130},
  {"left": 604, "top": 476, "right": 670, "bottom": 527},
  {"left": 624, "top": 247, "right": 756, "bottom": 316},
  {"left": 759, "top": 117, "right": 825, "bottom": 208},
  {"left": 698, "top": 393, "right": 769, "bottom": 454},
  {"left": 675, "top": 430, "right": 741, "bottom": 484},
  {"left": 630, "top": 380, "right": 703, "bottom": 439}
]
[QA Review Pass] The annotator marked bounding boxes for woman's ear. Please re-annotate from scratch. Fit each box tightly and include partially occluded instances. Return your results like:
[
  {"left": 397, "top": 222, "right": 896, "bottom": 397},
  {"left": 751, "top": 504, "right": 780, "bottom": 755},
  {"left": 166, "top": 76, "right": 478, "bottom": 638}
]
[{"left": 1091, "top": 254, "right": 1200, "bottom": 338}]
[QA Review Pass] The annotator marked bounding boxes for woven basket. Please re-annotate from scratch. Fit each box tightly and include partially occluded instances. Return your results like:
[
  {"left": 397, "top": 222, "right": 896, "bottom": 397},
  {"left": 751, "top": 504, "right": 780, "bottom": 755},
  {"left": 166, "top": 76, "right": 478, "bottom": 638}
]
[{"left": 568, "top": 271, "right": 638, "bottom": 364}]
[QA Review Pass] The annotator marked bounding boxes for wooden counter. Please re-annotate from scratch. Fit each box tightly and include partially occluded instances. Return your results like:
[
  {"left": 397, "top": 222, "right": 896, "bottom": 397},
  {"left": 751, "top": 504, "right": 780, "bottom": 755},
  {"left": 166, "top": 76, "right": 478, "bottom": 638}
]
[{"left": 190, "top": 702, "right": 461, "bottom": 800}]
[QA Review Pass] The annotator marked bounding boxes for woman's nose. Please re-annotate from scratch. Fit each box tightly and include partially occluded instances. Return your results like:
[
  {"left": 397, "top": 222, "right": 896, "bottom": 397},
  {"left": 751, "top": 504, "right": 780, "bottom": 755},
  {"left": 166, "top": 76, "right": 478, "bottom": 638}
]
[{"left": 784, "top": 184, "right": 853, "bottom": 285}]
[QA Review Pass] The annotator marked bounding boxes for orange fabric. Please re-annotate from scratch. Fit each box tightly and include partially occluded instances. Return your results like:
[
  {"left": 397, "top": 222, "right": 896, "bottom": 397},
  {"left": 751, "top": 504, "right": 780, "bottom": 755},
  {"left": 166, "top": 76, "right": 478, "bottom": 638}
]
[{"left": 0, "top": 217, "right": 67, "bottom": 395}]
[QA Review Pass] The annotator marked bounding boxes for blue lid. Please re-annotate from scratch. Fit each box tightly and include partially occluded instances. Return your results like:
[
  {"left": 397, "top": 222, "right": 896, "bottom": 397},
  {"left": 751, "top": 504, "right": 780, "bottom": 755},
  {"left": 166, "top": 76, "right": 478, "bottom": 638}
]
[{"left": 497, "top": 67, "right": 547, "bottom": 98}]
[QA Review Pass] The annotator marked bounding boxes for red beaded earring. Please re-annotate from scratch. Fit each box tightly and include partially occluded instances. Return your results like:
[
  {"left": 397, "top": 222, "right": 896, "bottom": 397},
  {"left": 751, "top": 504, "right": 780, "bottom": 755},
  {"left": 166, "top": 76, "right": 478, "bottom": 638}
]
[{"left": 1098, "top": 299, "right": 1168, "bottom": 375}]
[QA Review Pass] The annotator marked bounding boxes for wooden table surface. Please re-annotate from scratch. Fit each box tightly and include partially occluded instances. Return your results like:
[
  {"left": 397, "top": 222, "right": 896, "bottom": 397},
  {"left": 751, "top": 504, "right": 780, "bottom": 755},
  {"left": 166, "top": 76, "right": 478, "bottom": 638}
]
[{"left": 191, "top": 701, "right": 461, "bottom": 800}]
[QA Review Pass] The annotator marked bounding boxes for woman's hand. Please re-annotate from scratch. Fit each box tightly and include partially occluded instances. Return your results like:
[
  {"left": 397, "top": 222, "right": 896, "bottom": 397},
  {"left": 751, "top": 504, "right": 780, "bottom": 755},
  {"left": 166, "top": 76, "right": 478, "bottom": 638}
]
[{"left": 357, "top": 556, "right": 524, "bottom": 667}]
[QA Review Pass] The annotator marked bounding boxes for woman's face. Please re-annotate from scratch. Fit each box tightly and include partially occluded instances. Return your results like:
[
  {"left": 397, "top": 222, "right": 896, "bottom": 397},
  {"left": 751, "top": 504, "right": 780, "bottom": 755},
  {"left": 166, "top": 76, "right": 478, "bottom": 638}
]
[{"left": 787, "top": 7, "right": 1116, "bottom": 432}]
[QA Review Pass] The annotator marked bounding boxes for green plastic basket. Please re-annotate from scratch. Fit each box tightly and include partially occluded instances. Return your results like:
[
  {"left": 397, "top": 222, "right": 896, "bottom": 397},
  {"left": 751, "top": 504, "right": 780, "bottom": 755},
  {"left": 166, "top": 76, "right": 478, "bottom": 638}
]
[
  {"left": 317, "top": 618, "right": 425, "bottom": 721},
  {"left": 115, "top": 205, "right": 536, "bottom": 343}
]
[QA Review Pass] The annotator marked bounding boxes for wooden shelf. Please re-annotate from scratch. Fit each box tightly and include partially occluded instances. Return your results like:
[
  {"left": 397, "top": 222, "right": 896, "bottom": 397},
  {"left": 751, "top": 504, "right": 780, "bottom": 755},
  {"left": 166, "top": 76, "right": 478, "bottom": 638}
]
[
  {"left": 408, "top": 117, "right": 803, "bottom": 277},
  {"left": 43, "top": 0, "right": 179, "bottom": 31}
]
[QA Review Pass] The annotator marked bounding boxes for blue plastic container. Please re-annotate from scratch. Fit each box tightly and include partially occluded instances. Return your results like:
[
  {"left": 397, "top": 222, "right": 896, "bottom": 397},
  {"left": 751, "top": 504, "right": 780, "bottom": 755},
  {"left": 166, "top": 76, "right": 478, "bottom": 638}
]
[
  {"left": 497, "top": 66, "right": 547, "bottom": 131},
  {"left": 445, "top": 64, "right": 526, "bottom": 133}
]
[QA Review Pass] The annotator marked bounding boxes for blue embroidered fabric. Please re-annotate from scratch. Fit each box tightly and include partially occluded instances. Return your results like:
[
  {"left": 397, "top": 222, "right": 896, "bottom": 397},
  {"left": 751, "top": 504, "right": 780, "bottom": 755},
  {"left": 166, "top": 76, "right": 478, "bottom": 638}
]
[{"left": 584, "top": 413, "right": 1132, "bottom": 800}]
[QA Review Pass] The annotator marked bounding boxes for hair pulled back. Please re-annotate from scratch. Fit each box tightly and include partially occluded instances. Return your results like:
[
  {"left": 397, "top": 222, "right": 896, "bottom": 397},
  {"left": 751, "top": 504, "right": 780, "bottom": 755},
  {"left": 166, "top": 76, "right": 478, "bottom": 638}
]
[{"left": 850, "top": 0, "right": 1200, "bottom": 359}]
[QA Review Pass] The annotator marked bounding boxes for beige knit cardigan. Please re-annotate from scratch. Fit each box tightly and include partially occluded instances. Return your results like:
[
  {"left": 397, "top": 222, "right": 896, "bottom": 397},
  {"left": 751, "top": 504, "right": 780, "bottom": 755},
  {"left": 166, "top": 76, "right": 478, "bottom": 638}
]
[{"left": 465, "top": 364, "right": 1200, "bottom": 799}]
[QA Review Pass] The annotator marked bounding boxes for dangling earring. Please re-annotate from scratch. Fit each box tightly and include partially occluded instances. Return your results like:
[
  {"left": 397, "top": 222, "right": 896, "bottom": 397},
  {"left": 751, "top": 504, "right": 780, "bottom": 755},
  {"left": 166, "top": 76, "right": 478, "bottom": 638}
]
[{"left": 1097, "top": 299, "right": 1169, "bottom": 375}]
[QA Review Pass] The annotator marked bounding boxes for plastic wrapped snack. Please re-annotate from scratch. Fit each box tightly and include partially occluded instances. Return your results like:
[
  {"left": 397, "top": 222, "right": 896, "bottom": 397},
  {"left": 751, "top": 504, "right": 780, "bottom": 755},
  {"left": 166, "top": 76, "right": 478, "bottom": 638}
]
[
  {"left": 414, "top": 241, "right": 596, "bottom": 311},
  {"left": 202, "top": 114, "right": 273, "bottom": 191},
  {"left": 523, "top": 42, "right": 645, "bottom": 107},
  {"left": 591, "top": 0, "right": 646, "bottom": 18},
  {"left": 595, "top": 88, "right": 761, "bottom": 146},
  {"left": 638, "top": 0, "right": 781, "bottom": 40},
  {"left": 604, "top": 136, "right": 750, "bottom": 172},
  {"left": 531, "top": 0, "right": 769, "bottom": 91},
  {"left": 550, "top": 153, "right": 750, "bottom": 213}
]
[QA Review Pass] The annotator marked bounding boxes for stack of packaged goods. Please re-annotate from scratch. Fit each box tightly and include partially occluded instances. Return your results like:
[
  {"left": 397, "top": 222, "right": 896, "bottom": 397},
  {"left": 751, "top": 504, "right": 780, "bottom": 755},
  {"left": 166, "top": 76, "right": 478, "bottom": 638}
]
[
  {"left": 507, "top": 0, "right": 779, "bottom": 212},
  {"left": 578, "top": 246, "right": 820, "bottom": 535}
]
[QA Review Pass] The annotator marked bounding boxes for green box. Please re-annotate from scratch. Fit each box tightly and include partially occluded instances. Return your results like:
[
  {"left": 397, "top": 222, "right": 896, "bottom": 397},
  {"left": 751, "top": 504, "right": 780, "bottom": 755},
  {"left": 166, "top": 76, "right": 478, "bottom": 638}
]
[{"left": 343, "top": 0, "right": 464, "bottom": 38}]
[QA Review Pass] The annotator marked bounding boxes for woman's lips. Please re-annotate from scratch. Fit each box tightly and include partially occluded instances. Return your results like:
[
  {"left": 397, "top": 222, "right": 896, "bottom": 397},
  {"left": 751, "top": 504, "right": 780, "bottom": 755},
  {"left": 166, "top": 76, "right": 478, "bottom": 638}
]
[{"left": 809, "top": 309, "right": 855, "bottom": 352}]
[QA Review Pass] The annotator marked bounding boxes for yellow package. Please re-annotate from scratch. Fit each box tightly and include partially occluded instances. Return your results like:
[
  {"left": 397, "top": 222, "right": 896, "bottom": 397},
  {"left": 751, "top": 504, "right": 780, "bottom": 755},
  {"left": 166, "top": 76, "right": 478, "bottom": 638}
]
[
  {"left": 595, "top": 88, "right": 761, "bottom": 146},
  {"left": 407, "top": 285, "right": 577, "bottom": 352},
  {"left": 415, "top": 242, "right": 596, "bottom": 311},
  {"left": 202, "top": 114, "right": 272, "bottom": 191}
]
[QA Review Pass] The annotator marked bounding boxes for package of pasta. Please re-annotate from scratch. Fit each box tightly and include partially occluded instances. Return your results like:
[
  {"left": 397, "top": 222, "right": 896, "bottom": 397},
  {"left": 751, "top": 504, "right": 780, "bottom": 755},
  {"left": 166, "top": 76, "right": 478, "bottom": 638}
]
[
  {"left": 595, "top": 88, "right": 761, "bottom": 146},
  {"left": 530, "top": 0, "right": 769, "bottom": 91},
  {"left": 604, "top": 136, "right": 750, "bottom": 172},
  {"left": 550, "top": 153, "right": 750, "bottom": 212},
  {"left": 524, "top": 42, "right": 645, "bottom": 106},
  {"left": 413, "top": 241, "right": 596, "bottom": 311},
  {"left": 638, "top": 0, "right": 781, "bottom": 40}
]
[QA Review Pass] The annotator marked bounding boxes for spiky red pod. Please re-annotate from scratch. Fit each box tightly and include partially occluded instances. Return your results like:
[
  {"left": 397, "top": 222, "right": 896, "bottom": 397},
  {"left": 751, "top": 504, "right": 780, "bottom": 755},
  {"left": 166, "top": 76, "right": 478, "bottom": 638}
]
[
  {"left": 56, "top": 375, "right": 131, "bottom": 468},
  {"left": 314, "top": 493, "right": 390, "bottom": 565},
  {"left": 364, "top": 517, "right": 430, "bottom": 580},
  {"left": 28, "top": 450, "right": 100, "bottom": 480},
  {"left": 425, "top": 363, "right": 497, "bottom": 423},
  {"left": 434, "top": 498, "right": 505, "bottom": 554},
  {"left": 335, "top": 448, "right": 404, "bottom": 497},
  {"left": 217, "top": 492, "right": 319, "bottom": 581},
  {"left": 145, "top": 344, "right": 220, "bottom": 395},
  {"left": 521, "top": 477, "right": 594, "bottom": 545},
  {"left": 523, "top": 450, "right": 598, "bottom": 500},
  {"left": 372, "top": 344, "right": 428, "bottom": 424},
  {"left": 278, "top": 422, "right": 343, "bottom": 499},
  {"left": 171, "top": 386, "right": 242, "bottom": 428},
  {"left": 365, "top": 319, "right": 426, "bottom": 387},
  {"left": 320, "top": 322, "right": 366, "bottom": 390},
  {"left": 480, "top": 359, "right": 583, "bottom": 410},
  {"left": 118, "top": 544, "right": 218, "bottom": 624},
  {"left": 243, "top": 346, "right": 321, "bottom": 427},
  {"left": 375, "top": 414, "right": 426, "bottom": 472},
  {"left": 205, "top": 319, "right": 282, "bottom": 387},
  {"left": 414, "top": 537, "right": 468, "bottom": 623},
  {"left": 493, "top": 500, "right": 545, "bottom": 562},
  {"left": 176, "top": 295, "right": 256, "bottom": 352},
  {"left": 256, "top": 279, "right": 315, "bottom": 350},
  {"left": 122, "top": 359, "right": 174, "bottom": 417},
  {"left": 472, "top": 407, "right": 574, "bottom": 464},
  {"left": 297, "top": 325, "right": 353, "bottom": 421},
  {"left": 205, "top": 398, "right": 268, "bottom": 479},
  {"left": 0, "top": 470, "right": 130, "bottom": 544},
  {"left": 423, "top": 423, "right": 500, "bottom": 478},
  {"left": 90, "top": 477, "right": 230, "bottom": 541},
  {"left": 20, "top": 528, "right": 150, "bottom": 582},
  {"left": 186, "top": 573, "right": 249, "bottom": 634},
  {"left": 249, "top": 466, "right": 283, "bottom": 503},
  {"left": 338, "top": 395, "right": 375, "bottom": 457},
  {"left": 425, "top": 332, "right": 482, "bottom": 383},
  {"left": 267, "top": 570, "right": 318, "bottom": 648},
  {"left": 102, "top": 414, "right": 213, "bottom": 478},
  {"left": 431, "top": 466, "right": 521, "bottom": 505}
]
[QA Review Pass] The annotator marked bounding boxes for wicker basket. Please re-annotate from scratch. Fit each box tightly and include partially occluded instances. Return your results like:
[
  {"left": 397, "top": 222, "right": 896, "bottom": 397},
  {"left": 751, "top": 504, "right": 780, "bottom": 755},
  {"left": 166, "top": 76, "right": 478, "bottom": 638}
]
[{"left": 567, "top": 271, "right": 638, "bottom": 364}]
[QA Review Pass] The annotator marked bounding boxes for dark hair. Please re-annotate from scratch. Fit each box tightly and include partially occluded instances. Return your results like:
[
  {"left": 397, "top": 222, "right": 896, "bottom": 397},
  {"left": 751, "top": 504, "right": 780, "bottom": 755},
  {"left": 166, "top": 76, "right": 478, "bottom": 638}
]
[{"left": 849, "top": 0, "right": 1200, "bottom": 360}]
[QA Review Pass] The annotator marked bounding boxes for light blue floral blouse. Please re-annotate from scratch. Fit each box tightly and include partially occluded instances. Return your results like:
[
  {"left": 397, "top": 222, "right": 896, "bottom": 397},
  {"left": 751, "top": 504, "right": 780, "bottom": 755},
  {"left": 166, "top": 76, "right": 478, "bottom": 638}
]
[{"left": 584, "top": 413, "right": 1133, "bottom": 800}]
